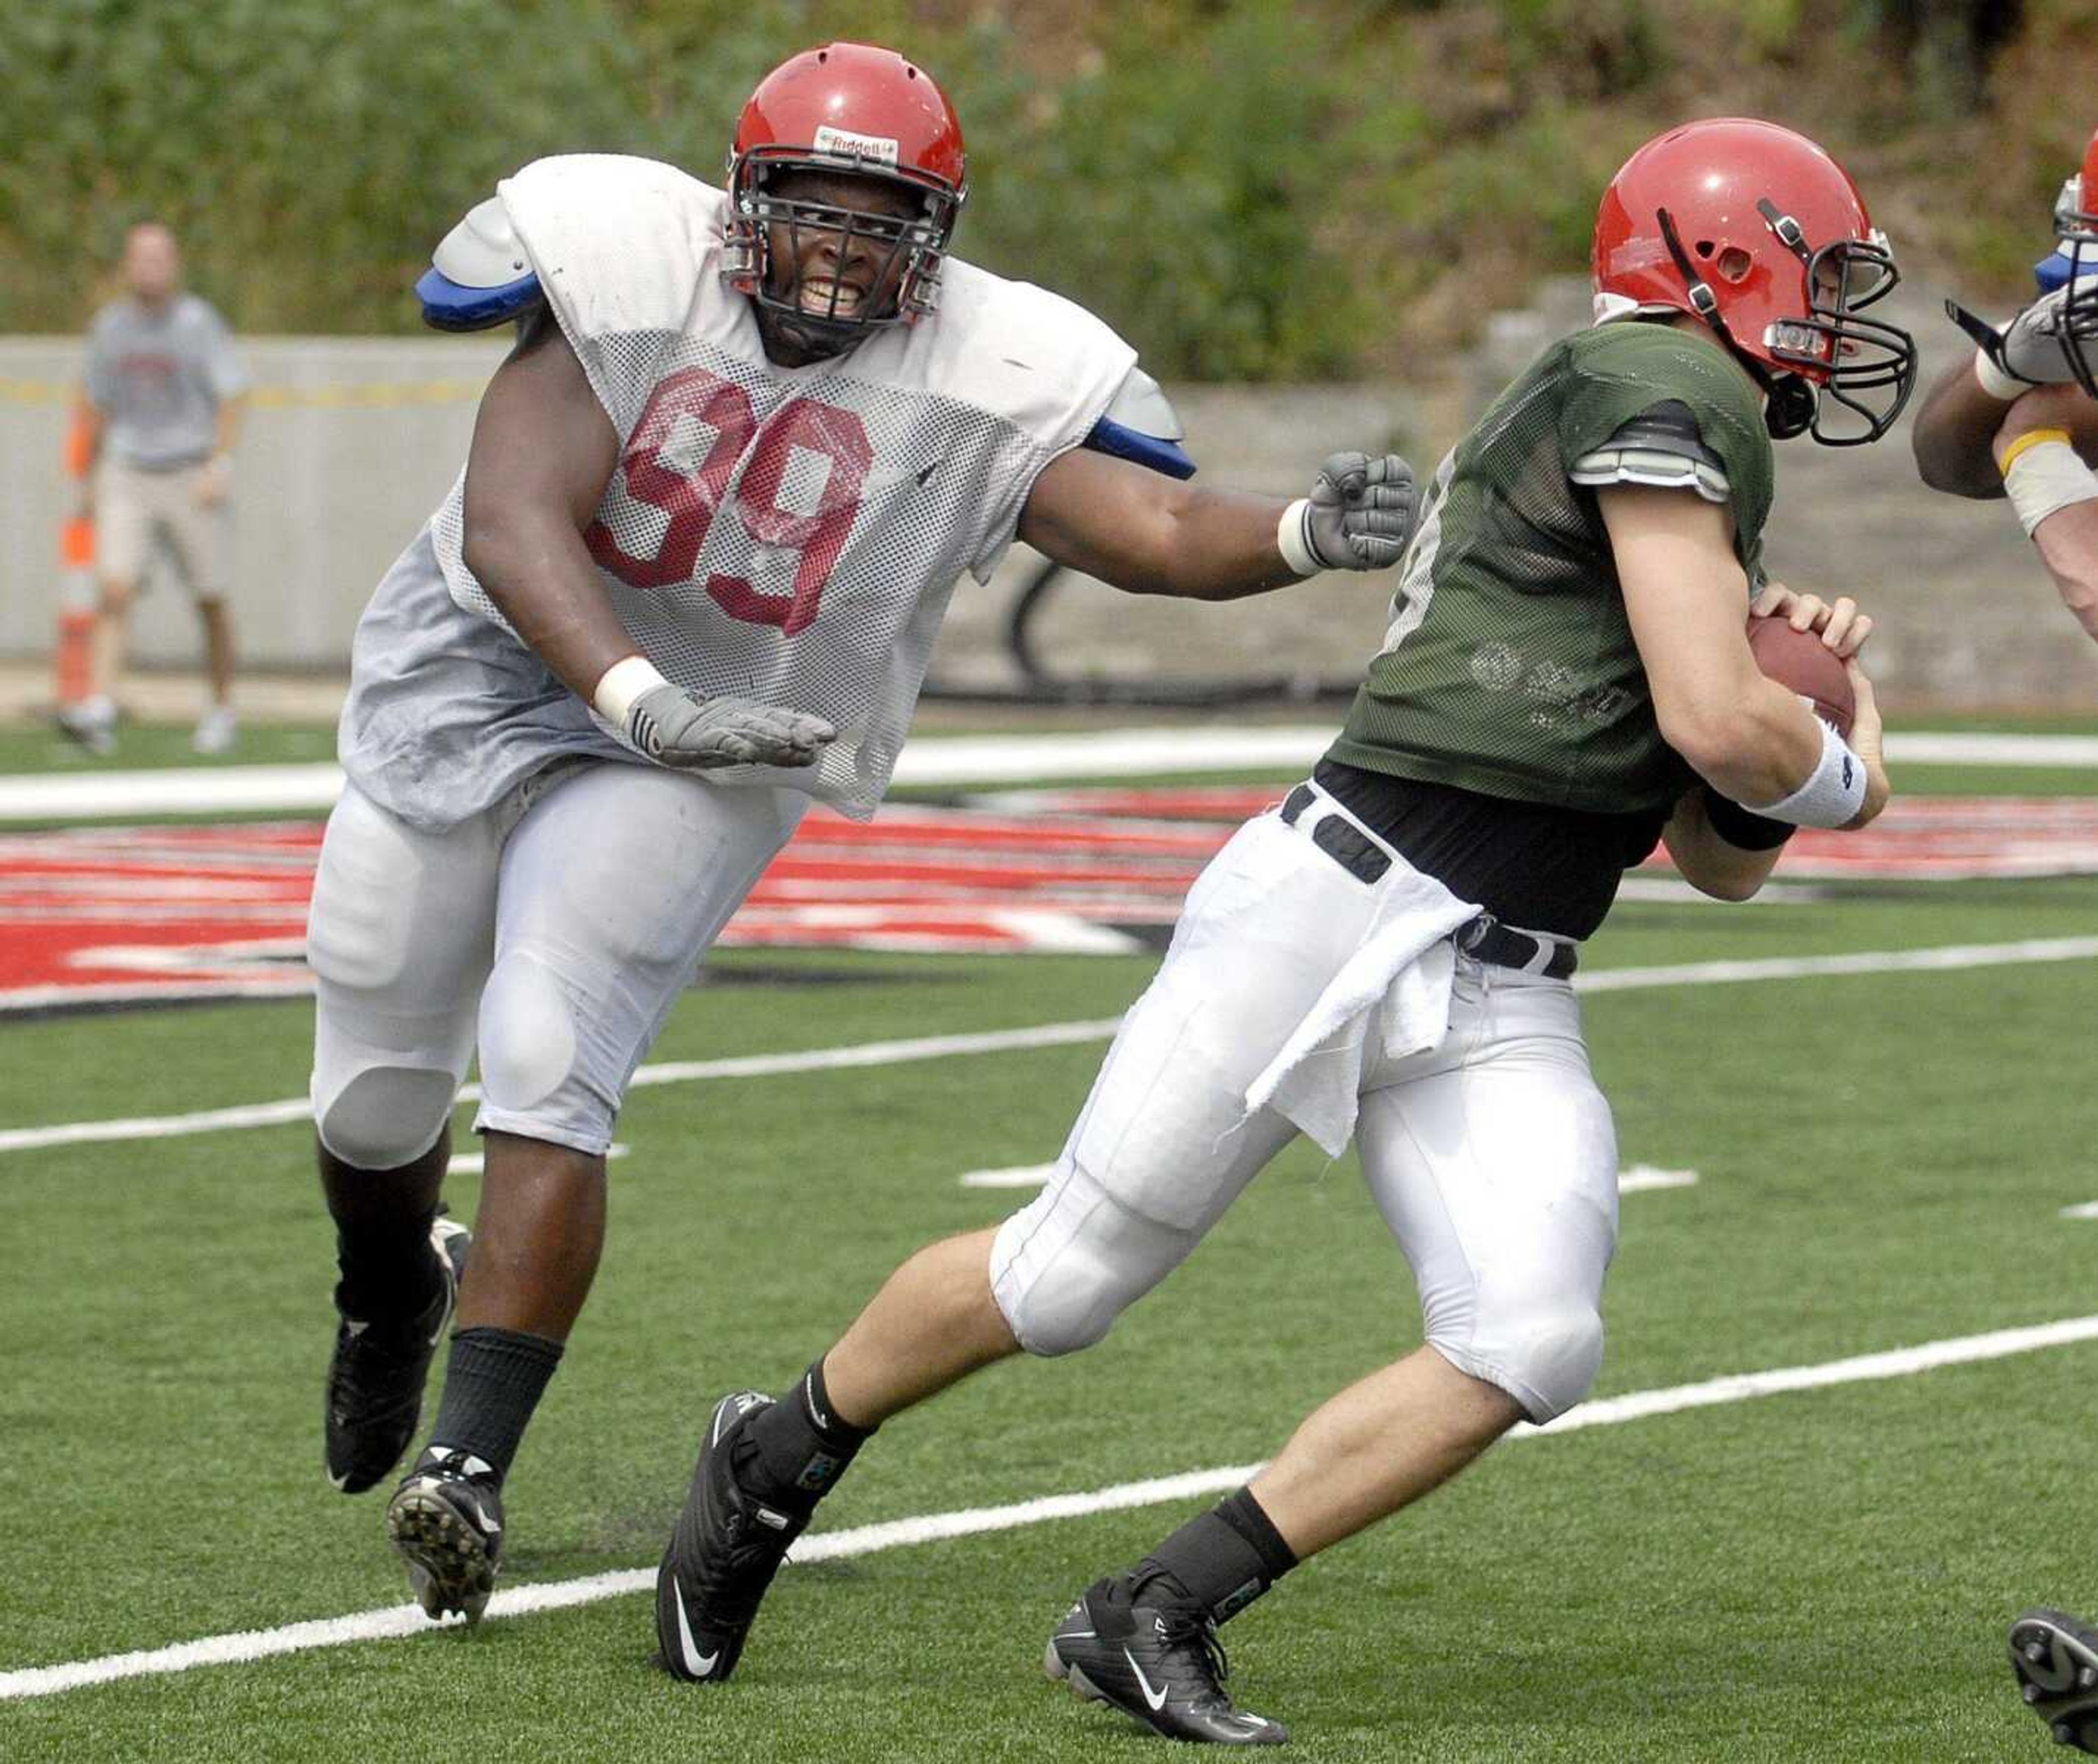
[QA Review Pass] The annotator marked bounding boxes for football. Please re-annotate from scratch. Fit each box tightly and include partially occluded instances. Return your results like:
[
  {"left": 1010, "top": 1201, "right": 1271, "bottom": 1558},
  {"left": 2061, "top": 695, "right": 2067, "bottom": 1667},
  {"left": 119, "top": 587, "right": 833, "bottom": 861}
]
[{"left": 1746, "top": 612, "right": 1855, "bottom": 738}]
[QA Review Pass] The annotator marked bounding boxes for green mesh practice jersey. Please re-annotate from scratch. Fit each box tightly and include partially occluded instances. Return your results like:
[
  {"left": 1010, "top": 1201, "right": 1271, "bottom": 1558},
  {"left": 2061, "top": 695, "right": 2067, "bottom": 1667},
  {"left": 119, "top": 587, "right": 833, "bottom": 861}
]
[{"left": 1329, "top": 321, "right": 1774, "bottom": 813}]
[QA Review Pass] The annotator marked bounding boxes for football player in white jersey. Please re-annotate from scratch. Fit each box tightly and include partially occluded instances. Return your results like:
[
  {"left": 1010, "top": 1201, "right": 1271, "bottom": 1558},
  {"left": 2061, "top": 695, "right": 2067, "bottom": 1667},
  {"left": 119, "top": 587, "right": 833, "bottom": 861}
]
[
  {"left": 310, "top": 39, "right": 1418, "bottom": 1625},
  {"left": 1913, "top": 127, "right": 2098, "bottom": 654},
  {"left": 1913, "top": 127, "right": 2098, "bottom": 1756}
]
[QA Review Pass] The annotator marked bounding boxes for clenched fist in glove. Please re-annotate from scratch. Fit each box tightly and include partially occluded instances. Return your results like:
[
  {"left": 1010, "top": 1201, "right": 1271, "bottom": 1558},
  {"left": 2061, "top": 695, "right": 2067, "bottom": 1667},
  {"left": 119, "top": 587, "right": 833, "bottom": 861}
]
[
  {"left": 594, "top": 657, "right": 835, "bottom": 771},
  {"left": 1949, "top": 284, "right": 2098, "bottom": 391},
  {"left": 1278, "top": 452, "right": 1418, "bottom": 575}
]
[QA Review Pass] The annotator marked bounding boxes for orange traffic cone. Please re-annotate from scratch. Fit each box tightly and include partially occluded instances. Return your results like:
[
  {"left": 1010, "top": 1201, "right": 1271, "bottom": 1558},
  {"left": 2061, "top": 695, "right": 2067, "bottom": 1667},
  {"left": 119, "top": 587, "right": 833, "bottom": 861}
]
[
  {"left": 55, "top": 405, "right": 96, "bottom": 710},
  {"left": 55, "top": 516, "right": 96, "bottom": 707}
]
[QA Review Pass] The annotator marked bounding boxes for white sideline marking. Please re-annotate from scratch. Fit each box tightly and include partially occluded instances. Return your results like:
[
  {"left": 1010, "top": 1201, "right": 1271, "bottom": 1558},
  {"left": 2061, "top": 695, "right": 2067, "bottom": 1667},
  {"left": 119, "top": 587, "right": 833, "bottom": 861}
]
[
  {"left": 1618, "top": 1165, "right": 1698, "bottom": 1193},
  {"left": 1, "top": 727, "right": 2092, "bottom": 823},
  {"left": 2060, "top": 1201, "right": 2098, "bottom": 1220},
  {"left": 8, "top": 938, "right": 2098, "bottom": 1159},
  {"left": 7, "top": 1311, "right": 2097, "bottom": 1701},
  {"left": 447, "top": 1143, "right": 626, "bottom": 1176},
  {"left": 0, "top": 1019, "right": 1123, "bottom": 1157},
  {"left": 960, "top": 1162, "right": 1700, "bottom": 1194},
  {"left": 958, "top": 1163, "right": 1058, "bottom": 1189}
]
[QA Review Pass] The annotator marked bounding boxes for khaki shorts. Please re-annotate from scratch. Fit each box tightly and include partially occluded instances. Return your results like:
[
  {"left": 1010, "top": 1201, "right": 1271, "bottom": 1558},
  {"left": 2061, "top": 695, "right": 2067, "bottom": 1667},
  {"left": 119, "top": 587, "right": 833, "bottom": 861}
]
[{"left": 96, "top": 459, "right": 231, "bottom": 599}]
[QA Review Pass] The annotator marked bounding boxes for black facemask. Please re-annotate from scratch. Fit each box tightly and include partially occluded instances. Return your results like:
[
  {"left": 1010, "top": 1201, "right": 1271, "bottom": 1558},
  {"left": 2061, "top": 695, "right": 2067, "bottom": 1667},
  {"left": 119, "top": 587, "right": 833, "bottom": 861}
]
[{"left": 1657, "top": 201, "right": 1919, "bottom": 447}]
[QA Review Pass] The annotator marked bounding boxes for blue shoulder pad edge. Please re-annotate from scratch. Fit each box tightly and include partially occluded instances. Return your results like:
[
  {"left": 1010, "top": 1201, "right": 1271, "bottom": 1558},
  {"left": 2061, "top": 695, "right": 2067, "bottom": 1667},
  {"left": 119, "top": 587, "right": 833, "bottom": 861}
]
[
  {"left": 416, "top": 266, "right": 545, "bottom": 333},
  {"left": 1082, "top": 416, "right": 1197, "bottom": 480}
]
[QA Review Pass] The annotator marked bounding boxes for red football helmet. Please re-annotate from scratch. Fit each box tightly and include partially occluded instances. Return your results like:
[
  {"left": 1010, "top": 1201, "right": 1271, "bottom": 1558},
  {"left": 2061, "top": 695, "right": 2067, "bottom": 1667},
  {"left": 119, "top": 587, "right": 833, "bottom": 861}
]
[
  {"left": 1593, "top": 118, "right": 1917, "bottom": 445},
  {"left": 724, "top": 42, "right": 967, "bottom": 354},
  {"left": 2049, "top": 127, "right": 2098, "bottom": 397}
]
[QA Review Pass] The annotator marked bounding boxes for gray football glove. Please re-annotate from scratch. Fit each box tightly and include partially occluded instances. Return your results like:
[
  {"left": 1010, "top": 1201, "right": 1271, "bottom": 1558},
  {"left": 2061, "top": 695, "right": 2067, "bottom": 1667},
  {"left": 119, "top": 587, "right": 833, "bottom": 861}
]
[
  {"left": 1302, "top": 451, "right": 1418, "bottom": 571},
  {"left": 626, "top": 684, "right": 835, "bottom": 771},
  {"left": 1948, "top": 285, "right": 2098, "bottom": 388}
]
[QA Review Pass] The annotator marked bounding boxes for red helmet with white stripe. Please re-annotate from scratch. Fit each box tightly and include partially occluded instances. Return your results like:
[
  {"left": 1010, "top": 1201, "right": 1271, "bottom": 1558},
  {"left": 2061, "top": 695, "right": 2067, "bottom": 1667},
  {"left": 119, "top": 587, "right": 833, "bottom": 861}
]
[{"left": 725, "top": 43, "right": 967, "bottom": 353}]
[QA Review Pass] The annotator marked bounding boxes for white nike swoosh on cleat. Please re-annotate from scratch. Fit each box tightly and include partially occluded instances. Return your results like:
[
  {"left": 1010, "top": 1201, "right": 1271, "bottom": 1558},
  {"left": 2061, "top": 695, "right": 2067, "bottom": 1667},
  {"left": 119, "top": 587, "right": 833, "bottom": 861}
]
[
  {"left": 671, "top": 1574, "right": 721, "bottom": 1677},
  {"left": 1125, "top": 1648, "right": 1170, "bottom": 1713}
]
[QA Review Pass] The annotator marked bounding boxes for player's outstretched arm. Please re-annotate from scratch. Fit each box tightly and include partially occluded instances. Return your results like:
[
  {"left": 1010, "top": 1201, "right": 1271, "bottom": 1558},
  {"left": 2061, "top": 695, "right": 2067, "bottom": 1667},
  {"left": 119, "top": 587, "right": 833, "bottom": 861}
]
[
  {"left": 459, "top": 315, "right": 834, "bottom": 769},
  {"left": 1993, "top": 385, "right": 2098, "bottom": 643},
  {"left": 1016, "top": 446, "right": 1415, "bottom": 601},
  {"left": 1912, "top": 353, "right": 2017, "bottom": 499},
  {"left": 458, "top": 311, "right": 631, "bottom": 701},
  {"left": 1603, "top": 485, "right": 1889, "bottom": 829}
]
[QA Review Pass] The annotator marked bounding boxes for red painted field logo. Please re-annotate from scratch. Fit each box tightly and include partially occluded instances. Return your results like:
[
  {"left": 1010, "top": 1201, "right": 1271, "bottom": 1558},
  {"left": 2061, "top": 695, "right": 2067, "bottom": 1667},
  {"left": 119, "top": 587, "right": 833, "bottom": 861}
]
[{"left": 2, "top": 790, "right": 2094, "bottom": 1015}]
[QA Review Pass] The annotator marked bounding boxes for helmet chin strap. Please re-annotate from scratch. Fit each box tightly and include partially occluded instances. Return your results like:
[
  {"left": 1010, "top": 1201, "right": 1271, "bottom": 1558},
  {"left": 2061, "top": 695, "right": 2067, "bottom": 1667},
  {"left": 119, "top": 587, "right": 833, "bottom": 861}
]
[
  {"left": 757, "top": 305, "right": 862, "bottom": 363},
  {"left": 1655, "top": 206, "right": 1813, "bottom": 440}
]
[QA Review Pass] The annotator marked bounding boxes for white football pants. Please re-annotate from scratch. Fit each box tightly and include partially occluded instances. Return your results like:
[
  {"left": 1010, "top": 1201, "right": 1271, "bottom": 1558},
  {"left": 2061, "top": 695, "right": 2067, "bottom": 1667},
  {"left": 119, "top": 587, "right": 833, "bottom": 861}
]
[
  {"left": 308, "top": 760, "right": 804, "bottom": 1164},
  {"left": 990, "top": 805, "right": 1619, "bottom": 1423}
]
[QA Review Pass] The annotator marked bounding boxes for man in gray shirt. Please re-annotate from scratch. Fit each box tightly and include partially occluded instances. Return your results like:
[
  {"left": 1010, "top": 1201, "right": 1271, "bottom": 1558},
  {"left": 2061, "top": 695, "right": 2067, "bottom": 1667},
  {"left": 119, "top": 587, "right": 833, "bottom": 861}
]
[{"left": 67, "top": 222, "right": 249, "bottom": 756}]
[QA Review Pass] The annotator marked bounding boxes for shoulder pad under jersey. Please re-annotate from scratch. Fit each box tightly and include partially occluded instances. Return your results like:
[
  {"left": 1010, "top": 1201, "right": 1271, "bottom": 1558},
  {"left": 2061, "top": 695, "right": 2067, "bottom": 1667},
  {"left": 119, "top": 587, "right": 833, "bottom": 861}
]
[
  {"left": 1568, "top": 399, "right": 1730, "bottom": 505},
  {"left": 416, "top": 196, "right": 544, "bottom": 332},
  {"left": 1081, "top": 366, "right": 1196, "bottom": 479}
]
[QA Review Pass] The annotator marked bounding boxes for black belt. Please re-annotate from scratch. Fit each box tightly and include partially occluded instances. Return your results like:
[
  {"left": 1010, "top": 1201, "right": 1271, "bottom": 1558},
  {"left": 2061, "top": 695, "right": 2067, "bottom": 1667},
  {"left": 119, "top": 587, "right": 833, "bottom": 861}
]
[{"left": 1279, "top": 783, "right": 1578, "bottom": 980}]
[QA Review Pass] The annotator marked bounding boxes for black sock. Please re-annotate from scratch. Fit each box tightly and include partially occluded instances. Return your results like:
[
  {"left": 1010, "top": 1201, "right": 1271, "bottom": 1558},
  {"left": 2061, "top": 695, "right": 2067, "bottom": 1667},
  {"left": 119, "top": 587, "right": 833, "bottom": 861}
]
[
  {"left": 426, "top": 1326, "right": 564, "bottom": 1481},
  {"left": 333, "top": 1204, "right": 443, "bottom": 1325},
  {"left": 736, "top": 1358, "right": 876, "bottom": 1512},
  {"left": 1136, "top": 1488, "right": 1299, "bottom": 1623}
]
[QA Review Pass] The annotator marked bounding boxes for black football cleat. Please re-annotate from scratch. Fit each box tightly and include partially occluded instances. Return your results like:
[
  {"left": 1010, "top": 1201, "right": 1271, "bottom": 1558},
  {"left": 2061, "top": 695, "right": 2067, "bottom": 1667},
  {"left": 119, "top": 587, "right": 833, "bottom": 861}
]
[
  {"left": 1046, "top": 1572, "right": 1287, "bottom": 1745},
  {"left": 656, "top": 1390, "right": 809, "bottom": 1683},
  {"left": 386, "top": 1448, "right": 505, "bottom": 1623},
  {"left": 325, "top": 1215, "right": 470, "bottom": 1494},
  {"left": 2011, "top": 1609, "right": 2098, "bottom": 1751}
]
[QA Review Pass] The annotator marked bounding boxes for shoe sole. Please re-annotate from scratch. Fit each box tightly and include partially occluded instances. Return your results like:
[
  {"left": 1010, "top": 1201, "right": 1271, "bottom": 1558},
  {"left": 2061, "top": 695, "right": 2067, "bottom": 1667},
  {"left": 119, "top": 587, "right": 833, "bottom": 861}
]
[
  {"left": 2012, "top": 1609, "right": 2098, "bottom": 1752},
  {"left": 387, "top": 1486, "right": 497, "bottom": 1623}
]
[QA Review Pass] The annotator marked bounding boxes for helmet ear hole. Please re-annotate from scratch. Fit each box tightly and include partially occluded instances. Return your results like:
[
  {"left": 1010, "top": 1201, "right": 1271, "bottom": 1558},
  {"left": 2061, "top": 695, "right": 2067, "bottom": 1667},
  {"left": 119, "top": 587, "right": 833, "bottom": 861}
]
[
  {"left": 1694, "top": 239, "right": 1716, "bottom": 257},
  {"left": 1716, "top": 245, "right": 1754, "bottom": 284}
]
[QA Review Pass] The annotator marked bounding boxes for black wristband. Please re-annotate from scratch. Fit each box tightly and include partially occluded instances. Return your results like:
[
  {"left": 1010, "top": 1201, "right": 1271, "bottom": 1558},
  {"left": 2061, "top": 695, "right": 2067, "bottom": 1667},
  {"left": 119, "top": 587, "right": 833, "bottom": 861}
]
[{"left": 1700, "top": 785, "right": 1795, "bottom": 852}]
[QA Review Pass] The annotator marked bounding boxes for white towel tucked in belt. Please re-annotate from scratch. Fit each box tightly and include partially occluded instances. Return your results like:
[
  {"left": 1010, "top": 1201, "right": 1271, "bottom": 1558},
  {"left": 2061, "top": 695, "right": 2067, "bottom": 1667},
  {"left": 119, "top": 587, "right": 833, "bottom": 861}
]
[{"left": 1242, "top": 792, "right": 1477, "bottom": 1155}]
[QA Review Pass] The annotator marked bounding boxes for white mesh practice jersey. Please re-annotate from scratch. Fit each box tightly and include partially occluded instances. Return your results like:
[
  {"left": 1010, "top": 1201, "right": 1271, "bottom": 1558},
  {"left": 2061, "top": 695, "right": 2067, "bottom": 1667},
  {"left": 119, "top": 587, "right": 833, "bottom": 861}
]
[{"left": 426, "top": 154, "right": 1138, "bottom": 818}]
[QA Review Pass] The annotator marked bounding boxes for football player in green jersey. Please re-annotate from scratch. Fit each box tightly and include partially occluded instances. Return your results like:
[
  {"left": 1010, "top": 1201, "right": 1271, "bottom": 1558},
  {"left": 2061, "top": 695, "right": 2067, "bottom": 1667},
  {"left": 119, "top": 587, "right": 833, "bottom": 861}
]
[{"left": 653, "top": 118, "right": 1911, "bottom": 1745}]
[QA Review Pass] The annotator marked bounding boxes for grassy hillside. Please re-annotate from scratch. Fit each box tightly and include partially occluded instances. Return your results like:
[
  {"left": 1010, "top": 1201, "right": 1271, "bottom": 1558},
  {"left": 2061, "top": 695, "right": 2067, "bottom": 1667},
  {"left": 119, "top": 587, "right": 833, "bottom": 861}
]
[{"left": 2, "top": 2, "right": 2084, "bottom": 376}]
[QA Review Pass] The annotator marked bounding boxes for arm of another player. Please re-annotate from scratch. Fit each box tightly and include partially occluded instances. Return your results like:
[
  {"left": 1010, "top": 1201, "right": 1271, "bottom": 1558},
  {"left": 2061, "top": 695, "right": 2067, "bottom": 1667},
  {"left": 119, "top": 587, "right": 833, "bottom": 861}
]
[
  {"left": 457, "top": 310, "right": 633, "bottom": 700},
  {"left": 1912, "top": 352, "right": 2019, "bottom": 499},
  {"left": 458, "top": 314, "right": 832, "bottom": 769},
  {"left": 1602, "top": 484, "right": 1889, "bottom": 828},
  {"left": 195, "top": 394, "right": 247, "bottom": 510},
  {"left": 1016, "top": 446, "right": 1415, "bottom": 600},
  {"left": 1993, "top": 384, "right": 2098, "bottom": 642}
]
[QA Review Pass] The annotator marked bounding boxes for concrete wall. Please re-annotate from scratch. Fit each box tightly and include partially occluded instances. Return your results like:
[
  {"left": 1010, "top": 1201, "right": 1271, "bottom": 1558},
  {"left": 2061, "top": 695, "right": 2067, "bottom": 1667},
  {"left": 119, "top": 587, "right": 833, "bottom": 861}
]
[
  {"left": 0, "top": 335, "right": 503, "bottom": 672},
  {"left": 4, "top": 315, "right": 2093, "bottom": 709}
]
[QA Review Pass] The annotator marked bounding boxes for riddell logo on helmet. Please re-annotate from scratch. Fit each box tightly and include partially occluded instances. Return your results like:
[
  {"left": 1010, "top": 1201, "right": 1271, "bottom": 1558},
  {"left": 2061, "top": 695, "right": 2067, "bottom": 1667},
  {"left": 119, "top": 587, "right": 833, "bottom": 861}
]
[{"left": 814, "top": 125, "right": 900, "bottom": 166}]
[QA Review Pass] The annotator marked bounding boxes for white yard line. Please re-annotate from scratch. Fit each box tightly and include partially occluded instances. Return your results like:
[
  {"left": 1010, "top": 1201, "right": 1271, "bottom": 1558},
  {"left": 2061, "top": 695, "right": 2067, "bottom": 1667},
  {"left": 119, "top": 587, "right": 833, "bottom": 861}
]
[
  {"left": 963, "top": 1162, "right": 1701, "bottom": 1194},
  {"left": 1617, "top": 1165, "right": 1699, "bottom": 1193},
  {"left": 0, "top": 728, "right": 2091, "bottom": 823},
  {"left": 7, "top": 1310, "right": 2096, "bottom": 1701},
  {"left": 8, "top": 939, "right": 2097, "bottom": 1159}
]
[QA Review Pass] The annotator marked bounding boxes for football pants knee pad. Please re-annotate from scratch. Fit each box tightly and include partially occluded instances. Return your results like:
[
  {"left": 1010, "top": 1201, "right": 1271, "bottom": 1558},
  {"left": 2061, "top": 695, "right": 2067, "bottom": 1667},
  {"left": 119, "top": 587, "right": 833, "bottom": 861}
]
[
  {"left": 989, "top": 1166, "right": 1201, "bottom": 1358},
  {"left": 475, "top": 952, "right": 580, "bottom": 1116},
  {"left": 313, "top": 1066, "right": 458, "bottom": 1171},
  {"left": 1430, "top": 1285, "right": 1606, "bottom": 1425}
]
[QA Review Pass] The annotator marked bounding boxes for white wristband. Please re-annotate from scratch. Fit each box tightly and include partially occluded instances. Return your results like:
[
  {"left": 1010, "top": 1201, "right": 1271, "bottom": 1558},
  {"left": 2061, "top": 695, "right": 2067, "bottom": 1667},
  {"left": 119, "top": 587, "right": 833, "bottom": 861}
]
[
  {"left": 1747, "top": 713, "right": 1868, "bottom": 829},
  {"left": 1276, "top": 498, "right": 1323, "bottom": 577},
  {"left": 2003, "top": 438, "right": 2098, "bottom": 538},
  {"left": 1973, "top": 344, "right": 2026, "bottom": 403},
  {"left": 591, "top": 654, "right": 669, "bottom": 728}
]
